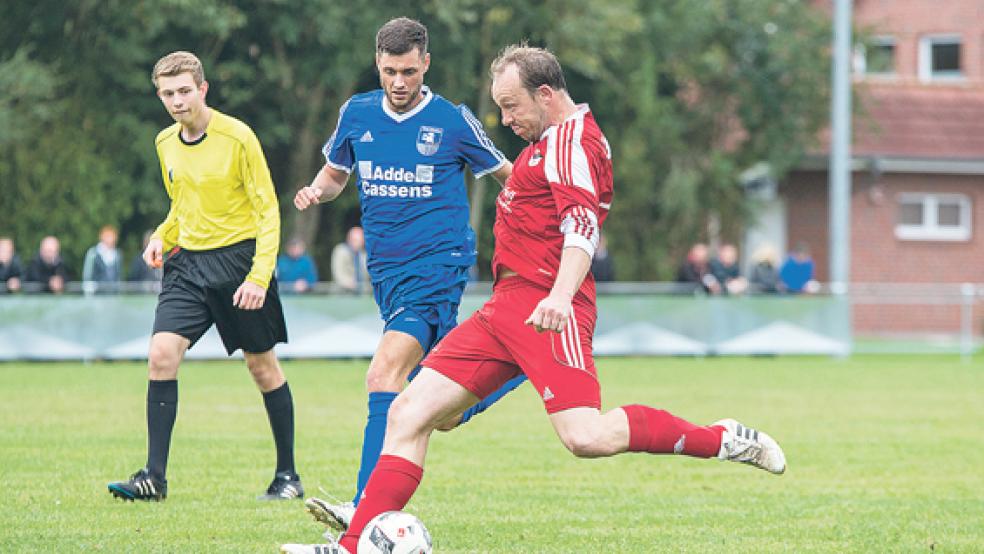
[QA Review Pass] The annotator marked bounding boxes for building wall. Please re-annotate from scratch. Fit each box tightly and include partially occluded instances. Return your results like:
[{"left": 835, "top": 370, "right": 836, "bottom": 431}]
[
  {"left": 781, "top": 170, "right": 984, "bottom": 335},
  {"left": 853, "top": 0, "right": 984, "bottom": 83}
]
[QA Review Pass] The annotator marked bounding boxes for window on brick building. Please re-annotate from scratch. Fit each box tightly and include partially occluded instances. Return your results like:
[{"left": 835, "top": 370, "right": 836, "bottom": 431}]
[
  {"left": 854, "top": 36, "right": 895, "bottom": 76},
  {"left": 895, "top": 193, "right": 971, "bottom": 241},
  {"left": 919, "top": 35, "right": 962, "bottom": 81}
]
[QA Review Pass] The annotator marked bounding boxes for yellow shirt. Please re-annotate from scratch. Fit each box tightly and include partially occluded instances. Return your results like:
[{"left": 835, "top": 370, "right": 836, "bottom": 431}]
[{"left": 152, "top": 110, "right": 280, "bottom": 289}]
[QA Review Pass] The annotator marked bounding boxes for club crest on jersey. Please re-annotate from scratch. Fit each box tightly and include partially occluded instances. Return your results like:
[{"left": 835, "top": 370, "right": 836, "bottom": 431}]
[
  {"left": 528, "top": 149, "right": 543, "bottom": 167},
  {"left": 416, "top": 126, "right": 443, "bottom": 156}
]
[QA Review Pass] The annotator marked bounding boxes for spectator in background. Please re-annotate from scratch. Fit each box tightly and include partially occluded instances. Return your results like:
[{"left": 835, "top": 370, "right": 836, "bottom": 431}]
[
  {"left": 780, "top": 242, "right": 819, "bottom": 294},
  {"left": 0, "top": 236, "right": 23, "bottom": 293},
  {"left": 128, "top": 230, "right": 163, "bottom": 285},
  {"left": 590, "top": 232, "right": 615, "bottom": 282},
  {"left": 749, "top": 244, "right": 781, "bottom": 294},
  {"left": 331, "top": 226, "right": 370, "bottom": 294},
  {"left": 709, "top": 243, "right": 747, "bottom": 295},
  {"left": 677, "top": 243, "right": 720, "bottom": 294},
  {"left": 277, "top": 237, "right": 319, "bottom": 294},
  {"left": 26, "top": 235, "right": 69, "bottom": 293},
  {"left": 82, "top": 225, "right": 123, "bottom": 292}
]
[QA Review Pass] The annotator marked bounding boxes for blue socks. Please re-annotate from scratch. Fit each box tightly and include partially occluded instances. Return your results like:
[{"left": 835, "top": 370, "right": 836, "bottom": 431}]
[
  {"left": 458, "top": 375, "right": 528, "bottom": 426},
  {"left": 353, "top": 391, "right": 397, "bottom": 505},
  {"left": 351, "top": 375, "right": 527, "bottom": 505}
]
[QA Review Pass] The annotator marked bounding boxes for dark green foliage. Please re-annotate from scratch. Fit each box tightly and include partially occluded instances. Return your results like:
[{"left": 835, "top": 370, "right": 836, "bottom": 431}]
[{"left": 0, "top": 0, "right": 830, "bottom": 279}]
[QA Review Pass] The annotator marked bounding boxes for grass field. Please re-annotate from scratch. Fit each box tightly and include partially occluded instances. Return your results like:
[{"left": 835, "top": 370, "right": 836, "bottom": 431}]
[{"left": 1, "top": 355, "right": 982, "bottom": 553}]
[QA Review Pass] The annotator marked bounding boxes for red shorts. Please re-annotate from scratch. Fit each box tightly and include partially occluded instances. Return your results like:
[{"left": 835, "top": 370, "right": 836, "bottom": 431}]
[{"left": 423, "top": 276, "right": 600, "bottom": 413}]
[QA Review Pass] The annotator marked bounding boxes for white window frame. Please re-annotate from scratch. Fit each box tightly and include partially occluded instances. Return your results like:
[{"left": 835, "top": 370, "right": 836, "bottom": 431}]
[
  {"left": 895, "top": 193, "right": 972, "bottom": 242},
  {"left": 918, "top": 34, "right": 963, "bottom": 82},
  {"left": 855, "top": 36, "right": 896, "bottom": 77}
]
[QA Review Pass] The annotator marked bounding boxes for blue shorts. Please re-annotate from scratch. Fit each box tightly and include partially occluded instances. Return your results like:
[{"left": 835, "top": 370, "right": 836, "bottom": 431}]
[{"left": 372, "top": 265, "right": 470, "bottom": 353}]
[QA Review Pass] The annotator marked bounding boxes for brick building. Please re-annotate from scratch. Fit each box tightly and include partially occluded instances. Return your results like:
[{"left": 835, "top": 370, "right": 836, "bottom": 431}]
[{"left": 773, "top": 0, "right": 984, "bottom": 336}]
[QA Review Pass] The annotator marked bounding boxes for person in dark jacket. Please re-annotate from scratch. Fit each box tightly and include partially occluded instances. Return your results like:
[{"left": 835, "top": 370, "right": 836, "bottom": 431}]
[{"left": 26, "top": 235, "right": 70, "bottom": 293}]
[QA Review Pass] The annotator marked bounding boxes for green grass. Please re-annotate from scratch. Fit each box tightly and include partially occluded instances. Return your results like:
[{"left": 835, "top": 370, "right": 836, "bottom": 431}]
[{"left": 1, "top": 356, "right": 982, "bottom": 553}]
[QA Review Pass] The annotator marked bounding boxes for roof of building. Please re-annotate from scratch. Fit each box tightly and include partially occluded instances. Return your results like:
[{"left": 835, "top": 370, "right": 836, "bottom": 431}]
[{"left": 823, "top": 82, "right": 984, "bottom": 160}]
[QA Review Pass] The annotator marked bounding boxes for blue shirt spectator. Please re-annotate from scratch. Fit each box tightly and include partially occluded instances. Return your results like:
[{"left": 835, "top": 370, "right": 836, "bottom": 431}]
[
  {"left": 779, "top": 243, "right": 816, "bottom": 294},
  {"left": 277, "top": 237, "right": 318, "bottom": 293}
]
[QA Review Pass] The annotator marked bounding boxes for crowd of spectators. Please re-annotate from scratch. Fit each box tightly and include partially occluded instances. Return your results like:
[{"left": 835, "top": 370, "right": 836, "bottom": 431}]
[
  {"left": 0, "top": 229, "right": 161, "bottom": 294},
  {"left": 677, "top": 241, "right": 819, "bottom": 295},
  {"left": 3, "top": 227, "right": 824, "bottom": 297},
  {"left": 0, "top": 225, "right": 375, "bottom": 296}
]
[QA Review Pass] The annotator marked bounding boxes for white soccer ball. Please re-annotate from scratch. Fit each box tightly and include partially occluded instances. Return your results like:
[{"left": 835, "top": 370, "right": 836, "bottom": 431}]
[{"left": 357, "top": 511, "right": 432, "bottom": 554}]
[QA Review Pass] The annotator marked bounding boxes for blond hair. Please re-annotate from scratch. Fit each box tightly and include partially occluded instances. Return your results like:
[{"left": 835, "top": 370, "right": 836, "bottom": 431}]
[{"left": 152, "top": 51, "right": 205, "bottom": 88}]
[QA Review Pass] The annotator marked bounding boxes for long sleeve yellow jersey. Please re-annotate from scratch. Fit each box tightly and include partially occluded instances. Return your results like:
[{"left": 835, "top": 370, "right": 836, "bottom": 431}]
[{"left": 152, "top": 110, "right": 280, "bottom": 289}]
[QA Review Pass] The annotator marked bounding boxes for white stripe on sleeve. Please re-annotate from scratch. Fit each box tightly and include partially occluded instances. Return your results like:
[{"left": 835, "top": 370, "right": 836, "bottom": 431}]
[{"left": 321, "top": 98, "right": 353, "bottom": 171}]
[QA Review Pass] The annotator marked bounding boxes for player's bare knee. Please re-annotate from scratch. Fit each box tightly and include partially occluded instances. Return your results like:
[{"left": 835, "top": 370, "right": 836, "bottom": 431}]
[
  {"left": 245, "top": 352, "right": 284, "bottom": 390},
  {"left": 365, "top": 365, "right": 403, "bottom": 393},
  {"left": 147, "top": 343, "right": 179, "bottom": 379},
  {"left": 434, "top": 415, "right": 460, "bottom": 432},
  {"left": 387, "top": 394, "right": 436, "bottom": 436},
  {"left": 245, "top": 354, "right": 271, "bottom": 376},
  {"left": 559, "top": 428, "right": 609, "bottom": 458}
]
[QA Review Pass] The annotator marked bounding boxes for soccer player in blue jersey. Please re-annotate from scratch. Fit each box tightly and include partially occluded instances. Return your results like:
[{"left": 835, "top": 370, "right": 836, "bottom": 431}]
[{"left": 293, "top": 17, "right": 526, "bottom": 530}]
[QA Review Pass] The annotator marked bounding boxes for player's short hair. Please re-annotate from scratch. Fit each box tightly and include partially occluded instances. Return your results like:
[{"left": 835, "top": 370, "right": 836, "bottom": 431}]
[
  {"left": 490, "top": 44, "right": 567, "bottom": 94},
  {"left": 152, "top": 51, "right": 205, "bottom": 88},
  {"left": 376, "top": 17, "right": 428, "bottom": 57}
]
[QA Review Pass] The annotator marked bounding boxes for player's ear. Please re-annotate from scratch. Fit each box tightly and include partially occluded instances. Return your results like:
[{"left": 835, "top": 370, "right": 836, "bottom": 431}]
[
  {"left": 421, "top": 52, "right": 431, "bottom": 74},
  {"left": 200, "top": 80, "right": 209, "bottom": 98}
]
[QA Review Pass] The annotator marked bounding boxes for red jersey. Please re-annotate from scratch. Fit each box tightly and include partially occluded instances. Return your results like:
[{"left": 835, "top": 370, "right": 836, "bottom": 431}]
[{"left": 492, "top": 105, "right": 614, "bottom": 303}]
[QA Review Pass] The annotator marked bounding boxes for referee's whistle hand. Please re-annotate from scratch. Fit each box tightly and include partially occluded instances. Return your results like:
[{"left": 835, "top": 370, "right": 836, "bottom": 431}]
[
  {"left": 294, "top": 185, "right": 322, "bottom": 210},
  {"left": 143, "top": 238, "right": 164, "bottom": 269},
  {"left": 233, "top": 281, "right": 267, "bottom": 310}
]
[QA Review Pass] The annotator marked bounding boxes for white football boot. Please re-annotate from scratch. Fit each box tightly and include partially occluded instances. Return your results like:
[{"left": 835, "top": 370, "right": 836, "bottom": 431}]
[
  {"left": 306, "top": 497, "right": 356, "bottom": 534},
  {"left": 280, "top": 539, "right": 349, "bottom": 554},
  {"left": 714, "top": 418, "right": 786, "bottom": 474}
]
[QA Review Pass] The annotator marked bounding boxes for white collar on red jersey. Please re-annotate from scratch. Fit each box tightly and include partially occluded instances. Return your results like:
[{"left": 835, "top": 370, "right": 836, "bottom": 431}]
[{"left": 538, "top": 103, "right": 591, "bottom": 142}]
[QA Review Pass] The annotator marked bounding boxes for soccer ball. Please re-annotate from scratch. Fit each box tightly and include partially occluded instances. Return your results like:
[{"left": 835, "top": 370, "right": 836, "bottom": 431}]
[{"left": 357, "top": 511, "right": 432, "bottom": 554}]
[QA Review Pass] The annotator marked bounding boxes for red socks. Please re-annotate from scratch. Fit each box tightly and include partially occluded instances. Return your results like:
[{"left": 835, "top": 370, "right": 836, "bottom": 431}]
[
  {"left": 622, "top": 404, "right": 723, "bottom": 459},
  {"left": 340, "top": 455, "right": 424, "bottom": 553}
]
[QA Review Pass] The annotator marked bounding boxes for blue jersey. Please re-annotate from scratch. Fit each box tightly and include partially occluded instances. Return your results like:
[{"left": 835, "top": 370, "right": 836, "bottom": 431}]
[{"left": 323, "top": 86, "right": 506, "bottom": 282}]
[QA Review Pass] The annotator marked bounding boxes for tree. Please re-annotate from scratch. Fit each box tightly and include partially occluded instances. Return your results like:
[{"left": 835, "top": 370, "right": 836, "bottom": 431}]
[
  {"left": 595, "top": 0, "right": 831, "bottom": 279},
  {"left": 0, "top": 0, "right": 832, "bottom": 282}
]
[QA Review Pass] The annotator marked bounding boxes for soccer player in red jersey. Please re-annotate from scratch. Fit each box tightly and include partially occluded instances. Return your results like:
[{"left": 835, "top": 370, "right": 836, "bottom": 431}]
[{"left": 281, "top": 43, "right": 786, "bottom": 554}]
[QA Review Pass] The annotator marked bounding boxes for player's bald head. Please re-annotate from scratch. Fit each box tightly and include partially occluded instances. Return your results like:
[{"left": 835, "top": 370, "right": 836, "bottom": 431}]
[{"left": 490, "top": 44, "right": 567, "bottom": 96}]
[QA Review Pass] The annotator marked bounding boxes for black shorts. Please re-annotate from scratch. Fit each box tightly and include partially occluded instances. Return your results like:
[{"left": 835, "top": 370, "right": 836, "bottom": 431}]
[{"left": 153, "top": 240, "right": 287, "bottom": 355}]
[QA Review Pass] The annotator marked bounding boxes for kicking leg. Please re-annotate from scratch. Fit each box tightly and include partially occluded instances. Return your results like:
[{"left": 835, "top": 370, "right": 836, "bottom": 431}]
[
  {"left": 338, "top": 367, "right": 478, "bottom": 552},
  {"left": 549, "top": 405, "right": 786, "bottom": 473},
  {"left": 437, "top": 373, "right": 528, "bottom": 430},
  {"left": 304, "top": 331, "right": 426, "bottom": 532},
  {"left": 352, "top": 330, "right": 424, "bottom": 504}
]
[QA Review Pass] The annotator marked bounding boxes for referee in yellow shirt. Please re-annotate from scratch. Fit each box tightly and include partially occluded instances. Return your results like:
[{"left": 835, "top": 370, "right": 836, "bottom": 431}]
[{"left": 108, "top": 51, "right": 301, "bottom": 502}]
